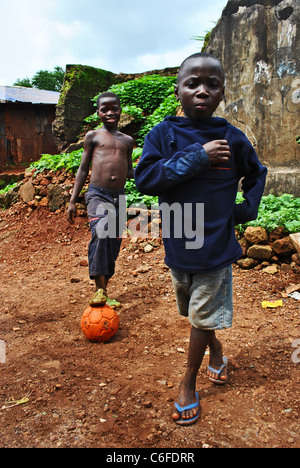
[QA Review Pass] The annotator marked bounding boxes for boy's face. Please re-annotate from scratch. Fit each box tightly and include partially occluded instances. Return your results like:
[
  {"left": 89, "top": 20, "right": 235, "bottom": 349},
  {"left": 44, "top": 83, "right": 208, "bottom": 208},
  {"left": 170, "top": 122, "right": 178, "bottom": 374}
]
[
  {"left": 97, "top": 97, "right": 121, "bottom": 127},
  {"left": 174, "top": 57, "right": 225, "bottom": 120}
]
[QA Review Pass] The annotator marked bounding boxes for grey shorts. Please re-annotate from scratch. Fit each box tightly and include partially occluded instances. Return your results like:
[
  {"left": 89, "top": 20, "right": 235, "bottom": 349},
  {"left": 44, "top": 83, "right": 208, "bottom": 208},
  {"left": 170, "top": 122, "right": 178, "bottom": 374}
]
[{"left": 171, "top": 265, "right": 233, "bottom": 330}]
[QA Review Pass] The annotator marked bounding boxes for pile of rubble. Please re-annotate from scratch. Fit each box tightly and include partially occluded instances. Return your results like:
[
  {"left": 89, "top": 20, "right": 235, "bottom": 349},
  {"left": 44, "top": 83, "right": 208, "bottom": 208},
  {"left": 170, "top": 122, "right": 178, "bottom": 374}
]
[
  {"left": 0, "top": 168, "right": 86, "bottom": 215},
  {"left": 237, "top": 226, "right": 300, "bottom": 273}
]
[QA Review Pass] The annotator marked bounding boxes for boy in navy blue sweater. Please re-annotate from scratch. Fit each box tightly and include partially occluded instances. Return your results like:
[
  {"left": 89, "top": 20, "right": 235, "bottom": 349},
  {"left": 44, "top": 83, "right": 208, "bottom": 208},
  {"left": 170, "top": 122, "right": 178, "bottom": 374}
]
[{"left": 135, "top": 53, "right": 267, "bottom": 425}]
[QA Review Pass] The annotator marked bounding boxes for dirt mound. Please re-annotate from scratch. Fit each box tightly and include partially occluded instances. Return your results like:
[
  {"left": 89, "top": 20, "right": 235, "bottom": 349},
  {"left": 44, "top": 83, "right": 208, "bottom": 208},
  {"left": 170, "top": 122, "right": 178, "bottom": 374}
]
[{"left": 0, "top": 203, "right": 299, "bottom": 448}]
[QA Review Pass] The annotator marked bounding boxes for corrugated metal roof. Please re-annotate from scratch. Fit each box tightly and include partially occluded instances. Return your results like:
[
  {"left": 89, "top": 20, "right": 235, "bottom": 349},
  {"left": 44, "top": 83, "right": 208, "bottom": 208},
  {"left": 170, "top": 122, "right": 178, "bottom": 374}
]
[{"left": 0, "top": 86, "right": 60, "bottom": 105}]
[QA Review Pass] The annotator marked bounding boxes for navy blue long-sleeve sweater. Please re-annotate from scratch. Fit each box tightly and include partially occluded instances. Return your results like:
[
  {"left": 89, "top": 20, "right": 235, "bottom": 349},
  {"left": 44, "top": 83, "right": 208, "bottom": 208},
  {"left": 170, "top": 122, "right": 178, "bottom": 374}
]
[{"left": 134, "top": 116, "right": 267, "bottom": 273}]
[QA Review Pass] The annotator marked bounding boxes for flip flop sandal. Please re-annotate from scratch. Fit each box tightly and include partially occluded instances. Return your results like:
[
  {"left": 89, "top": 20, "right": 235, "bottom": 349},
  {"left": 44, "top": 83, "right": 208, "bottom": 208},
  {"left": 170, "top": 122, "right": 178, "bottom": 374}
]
[
  {"left": 173, "top": 392, "right": 199, "bottom": 426},
  {"left": 207, "top": 356, "right": 228, "bottom": 385}
]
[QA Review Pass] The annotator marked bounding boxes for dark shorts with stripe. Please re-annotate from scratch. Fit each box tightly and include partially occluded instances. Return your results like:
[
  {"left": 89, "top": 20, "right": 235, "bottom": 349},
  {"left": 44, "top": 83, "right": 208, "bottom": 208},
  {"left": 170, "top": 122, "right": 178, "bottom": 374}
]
[{"left": 85, "top": 184, "right": 126, "bottom": 280}]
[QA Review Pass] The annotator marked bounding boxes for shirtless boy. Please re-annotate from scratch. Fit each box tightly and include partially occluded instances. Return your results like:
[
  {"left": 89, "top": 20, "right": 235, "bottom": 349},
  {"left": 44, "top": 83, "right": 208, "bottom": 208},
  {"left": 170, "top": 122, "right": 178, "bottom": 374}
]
[{"left": 67, "top": 92, "right": 134, "bottom": 305}]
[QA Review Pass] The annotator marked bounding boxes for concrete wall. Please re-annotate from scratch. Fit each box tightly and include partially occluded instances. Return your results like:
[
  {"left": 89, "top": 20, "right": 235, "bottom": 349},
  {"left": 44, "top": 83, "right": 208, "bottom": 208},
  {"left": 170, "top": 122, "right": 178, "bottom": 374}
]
[{"left": 207, "top": 0, "right": 300, "bottom": 195}]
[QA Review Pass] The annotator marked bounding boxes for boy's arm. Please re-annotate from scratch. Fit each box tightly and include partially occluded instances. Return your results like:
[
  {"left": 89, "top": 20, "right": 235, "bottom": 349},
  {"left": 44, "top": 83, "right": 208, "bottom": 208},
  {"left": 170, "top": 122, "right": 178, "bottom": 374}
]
[
  {"left": 67, "top": 132, "right": 94, "bottom": 223},
  {"left": 135, "top": 130, "right": 213, "bottom": 195},
  {"left": 127, "top": 137, "right": 134, "bottom": 180},
  {"left": 234, "top": 144, "right": 267, "bottom": 225}
]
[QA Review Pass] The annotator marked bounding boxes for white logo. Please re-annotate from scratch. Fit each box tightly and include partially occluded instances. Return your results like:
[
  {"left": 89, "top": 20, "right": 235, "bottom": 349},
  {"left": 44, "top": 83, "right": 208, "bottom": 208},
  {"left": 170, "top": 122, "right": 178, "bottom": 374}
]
[
  {"left": 95, "top": 197, "right": 205, "bottom": 250},
  {"left": 292, "top": 339, "right": 300, "bottom": 364},
  {"left": 0, "top": 340, "right": 6, "bottom": 364}
]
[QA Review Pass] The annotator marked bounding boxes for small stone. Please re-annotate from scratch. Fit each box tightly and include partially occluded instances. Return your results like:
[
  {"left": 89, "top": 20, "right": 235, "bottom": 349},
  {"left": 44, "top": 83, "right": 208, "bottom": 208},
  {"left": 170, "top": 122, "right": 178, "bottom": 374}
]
[
  {"left": 143, "top": 401, "right": 152, "bottom": 408},
  {"left": 262, "top": 265, "right": 278, "bottom": 275}
]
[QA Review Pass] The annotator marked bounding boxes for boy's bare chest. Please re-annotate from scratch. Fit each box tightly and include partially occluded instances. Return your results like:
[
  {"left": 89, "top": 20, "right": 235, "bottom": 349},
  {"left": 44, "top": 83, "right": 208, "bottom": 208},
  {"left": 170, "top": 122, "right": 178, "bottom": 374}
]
[{"left": 94, "top": 132, "right": 127, "bottom": 152}]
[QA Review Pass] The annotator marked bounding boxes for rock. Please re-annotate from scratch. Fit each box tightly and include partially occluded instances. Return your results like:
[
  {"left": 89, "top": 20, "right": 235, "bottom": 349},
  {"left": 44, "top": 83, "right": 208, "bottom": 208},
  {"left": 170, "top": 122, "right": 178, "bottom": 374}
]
[
  {"left": 237, "top": 257, "right": 259, "bottom": 269},
  {"left": 144, "top": 244, "right": 154, "bottom": 253},
  {"left": 136, "top": 264, "right": 151, "bottom": 273},
  {"left": 48, "top": 185, "right": 65, "bottom": 212},
  {"left": 143, "top": 400, "right": 152, "bottom": 408},
  {"left": 19, "top": 181, "right": 34, "bottom": 203},
  {"left": 244, "top": 226, "right": 268, "bottom": 245},
  {"left": 262, "top": 265, "right": 278, "bottom": 275},
  {"left": 291, "top": 253, "right": 300, "bottom": 266},
  {"left": 269, "top": 226, "right": 285, "bottom": 242},
  {"left": 238, "top": 237, "right": 249, "bottom": 256},
  {"left": 40, "top": 178, "right": 51, "bottom": 186},
  {"left": 39, "top": 197, "right": 49, "bottom": 207},
  {"left": 272, "top": 236, "right": 296, "bottom": 256},
  {"left": 286, "top": 283, "right": 300, "bottom": 294},
  {"left": 247, "top": 244, "right": 273, "bottom": 260},
  {"left": 70, "top": 277, "right": 80, "bottom": 283}
]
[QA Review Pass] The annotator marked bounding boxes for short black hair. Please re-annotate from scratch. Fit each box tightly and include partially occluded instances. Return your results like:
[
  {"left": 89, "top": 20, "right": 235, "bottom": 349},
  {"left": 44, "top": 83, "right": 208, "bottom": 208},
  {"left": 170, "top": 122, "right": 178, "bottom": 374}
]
[
  {"left": 97, "top": 91, "right": 121, "bottom": 108},
  {"left": 177, "top": 52, "right": 225, "bottom": 84}
]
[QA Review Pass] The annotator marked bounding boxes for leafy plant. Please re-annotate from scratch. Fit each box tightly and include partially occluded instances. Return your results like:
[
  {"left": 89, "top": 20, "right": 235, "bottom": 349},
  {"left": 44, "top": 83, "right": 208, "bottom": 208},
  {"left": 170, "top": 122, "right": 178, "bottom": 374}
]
[
  {"left": 236, "top": 193, "right": 300, "bottom": 233},
  {"left": 29, "top": 149, "right": 84, "bottom": 174},
  {"left": 136, "top": 94, "right": 180, "bottom": 145},
  {"left": 0, "top": 182, "right": 18, "bottom": 194},
  {"left": 108, "top": 75, "right": 177, "bottom": 114},
  {"left": 125, "top": 178, "right": 158, "bottom": 208}
]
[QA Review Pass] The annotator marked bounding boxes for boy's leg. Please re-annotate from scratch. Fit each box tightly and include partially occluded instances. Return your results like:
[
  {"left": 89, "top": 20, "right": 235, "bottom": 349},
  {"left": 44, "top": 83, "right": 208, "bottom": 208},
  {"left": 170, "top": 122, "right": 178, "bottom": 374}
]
[
  {"left": 172, "top": 327, "right": 213, "bottom": 422},
  {"left": 95, "top": 275, "right": 107, "bottom": 291},
  {"left": 207, "top": 332, "right": 227, "bottom": 382}
]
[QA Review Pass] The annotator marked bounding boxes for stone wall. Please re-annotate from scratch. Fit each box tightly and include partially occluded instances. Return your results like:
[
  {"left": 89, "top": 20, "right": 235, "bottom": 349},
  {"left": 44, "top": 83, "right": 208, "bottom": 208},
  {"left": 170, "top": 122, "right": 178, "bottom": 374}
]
[
  {"left": 52, "top": 65, "right": 124, "bottom": 152},
  {"left": 206, "top": 0, "right": 300, "bottom": 195}
]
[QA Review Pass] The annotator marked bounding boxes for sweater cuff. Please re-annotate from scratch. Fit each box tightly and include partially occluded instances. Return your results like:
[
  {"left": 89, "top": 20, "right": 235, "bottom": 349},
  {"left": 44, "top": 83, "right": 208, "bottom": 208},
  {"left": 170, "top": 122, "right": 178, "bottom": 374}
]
[
  {"left": 193, "top": 148, "right": 211, "bottom": 172},
  {"left": 164, "top": 147, "right": 211, "bottom": 183}
]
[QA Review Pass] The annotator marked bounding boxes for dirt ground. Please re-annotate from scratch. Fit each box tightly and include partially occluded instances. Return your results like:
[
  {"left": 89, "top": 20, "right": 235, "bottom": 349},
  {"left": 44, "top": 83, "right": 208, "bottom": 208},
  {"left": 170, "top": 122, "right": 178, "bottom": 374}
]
[{"left": 0, "top": 203, "right": 299, "bottom": 449}]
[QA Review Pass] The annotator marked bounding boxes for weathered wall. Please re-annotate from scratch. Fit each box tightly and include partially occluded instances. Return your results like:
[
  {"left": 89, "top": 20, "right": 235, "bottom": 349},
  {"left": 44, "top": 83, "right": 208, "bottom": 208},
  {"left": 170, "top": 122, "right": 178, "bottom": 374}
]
[
  {"left": 0, "top": 103, "right": 58, "bottom": 167},
  {"left": 52, "top": 65, "right": 126, "bottom": 152},
  {"left": 207, "top": 0, "right": 300, "bottom": 195}
]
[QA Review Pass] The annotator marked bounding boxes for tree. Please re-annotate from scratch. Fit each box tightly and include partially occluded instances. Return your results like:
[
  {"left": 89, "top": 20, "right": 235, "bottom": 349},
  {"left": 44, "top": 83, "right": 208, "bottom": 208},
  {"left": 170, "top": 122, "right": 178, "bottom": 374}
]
[
  {"left": 14, "top": 77, "right": 33, "bottom": 88},
  {"left": 13, "top": 66, "right": 64, "bottom": 91}
]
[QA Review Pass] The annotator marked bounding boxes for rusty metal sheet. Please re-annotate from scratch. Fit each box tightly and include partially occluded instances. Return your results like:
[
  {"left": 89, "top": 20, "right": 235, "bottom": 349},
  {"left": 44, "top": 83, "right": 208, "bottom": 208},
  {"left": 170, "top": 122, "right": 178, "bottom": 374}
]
[{"left": 0, "top": 103, "right": 59, "bottom": 167}]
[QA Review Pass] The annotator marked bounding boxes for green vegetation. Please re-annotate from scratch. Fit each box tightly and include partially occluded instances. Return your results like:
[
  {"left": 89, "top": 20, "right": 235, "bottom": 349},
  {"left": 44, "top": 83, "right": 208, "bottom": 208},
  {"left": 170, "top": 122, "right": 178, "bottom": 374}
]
[
  {"left": 0, "top": 182, "right": 18, "bottom": 193},
  {"left": 192, "top": 23, "right": 217, "bottom": 52},
  {"left": 236, "top": 193, "right": 300, "bottom": 234},
  {"left": 14, "top": 66, "right": 64, "bottom": 91},
  {"left": 109, "top": 75, "right": 177, "bottom": 114},
  {"left": 29, "top": 149, "right": 84, "bottom": 174}
]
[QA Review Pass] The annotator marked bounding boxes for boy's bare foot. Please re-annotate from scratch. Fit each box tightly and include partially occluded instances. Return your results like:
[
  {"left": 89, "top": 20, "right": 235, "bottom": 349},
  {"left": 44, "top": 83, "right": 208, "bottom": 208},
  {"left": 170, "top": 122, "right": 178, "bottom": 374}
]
[
  {"left": 207, "top": 356, "right": 228, "bottom": 384},
  {"left": 172, "top": 384, "right": 199, "bottom": 425}
]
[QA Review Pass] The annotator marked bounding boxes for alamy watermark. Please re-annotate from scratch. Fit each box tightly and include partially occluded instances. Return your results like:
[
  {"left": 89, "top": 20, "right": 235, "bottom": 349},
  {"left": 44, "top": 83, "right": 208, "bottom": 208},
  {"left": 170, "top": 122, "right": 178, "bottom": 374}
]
[
  {"left": 292, "top": 339, "right": 300, "bottom": 364},
  {"left": 93, "top": 196, "right": 205, "bottom": 250},
  {"left": 0, "top": 340, "right": 6, "bottom": 364}
]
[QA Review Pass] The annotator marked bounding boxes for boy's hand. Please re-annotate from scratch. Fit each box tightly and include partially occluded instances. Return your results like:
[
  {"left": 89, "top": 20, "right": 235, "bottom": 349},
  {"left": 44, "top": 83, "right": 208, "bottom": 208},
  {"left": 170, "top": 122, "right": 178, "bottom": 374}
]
[
  {"left": 203, "top": 140, "right": 231, "bottom": 164},
  {"left": 67, "top": 202, "right": 77, "bottom": 224}
]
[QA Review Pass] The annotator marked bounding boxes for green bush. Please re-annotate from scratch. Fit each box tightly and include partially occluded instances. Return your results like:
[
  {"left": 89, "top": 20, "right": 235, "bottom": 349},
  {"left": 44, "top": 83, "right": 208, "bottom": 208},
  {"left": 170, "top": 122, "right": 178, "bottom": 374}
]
[
  {"left": 29, "top": 149, "right": 84, "bottom": 174},
  {"left": 108, "top": 75, "right": 177, "bottom": 114},
  {"left": 236, "top": 192, "right": 300, "bottom": 233},
  {"left": 136, "top": 94, "right": 180, "bottom": 145}
]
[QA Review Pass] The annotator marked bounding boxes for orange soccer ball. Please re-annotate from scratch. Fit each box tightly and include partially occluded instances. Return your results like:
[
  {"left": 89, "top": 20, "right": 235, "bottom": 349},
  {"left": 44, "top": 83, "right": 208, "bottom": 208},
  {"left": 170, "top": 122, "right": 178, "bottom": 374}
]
[{"left": 81, "top": 305, "right": 120, "bottom": 343}]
